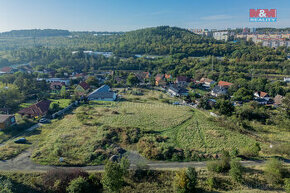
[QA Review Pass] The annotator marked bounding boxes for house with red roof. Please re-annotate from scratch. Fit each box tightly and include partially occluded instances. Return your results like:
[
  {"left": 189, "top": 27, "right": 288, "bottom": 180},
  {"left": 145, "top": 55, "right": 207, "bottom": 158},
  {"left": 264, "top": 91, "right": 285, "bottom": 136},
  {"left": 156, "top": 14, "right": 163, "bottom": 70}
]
[
  {"left": 254, "top": 91, "right": 271, "bottom": 101},
  {"left": 155, "top": 74, "right": 166, "bottom": 86},
  {"left": 50, "top": 82, "right": 65, "bottom": 92},
  {"left": 18, "top": 100, "right": 51, "bottom": 118},
  {"left": 0, "top": 67, "right": 13, "bottom": 74},
  {"left": 75, "top": 81, "right": 90, "bottom": 96},
  {"left": 218, "top": 81, "right": 233, "bottom": 88}
]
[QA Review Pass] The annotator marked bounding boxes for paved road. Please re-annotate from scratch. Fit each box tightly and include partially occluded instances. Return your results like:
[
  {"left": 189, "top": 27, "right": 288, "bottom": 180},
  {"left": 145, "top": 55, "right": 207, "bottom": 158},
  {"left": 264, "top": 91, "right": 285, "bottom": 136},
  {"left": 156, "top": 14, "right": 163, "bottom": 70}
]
[{"left": 0, "top": 150, "right": 276, "bottom": 172}]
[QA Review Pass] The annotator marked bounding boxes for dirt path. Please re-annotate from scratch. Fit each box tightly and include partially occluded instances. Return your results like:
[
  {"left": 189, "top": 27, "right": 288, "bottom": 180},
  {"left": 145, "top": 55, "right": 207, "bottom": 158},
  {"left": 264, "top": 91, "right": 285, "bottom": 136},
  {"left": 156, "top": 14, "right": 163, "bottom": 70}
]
[{"left": 0, "top": 149, "right": 283, "bottom": 172}]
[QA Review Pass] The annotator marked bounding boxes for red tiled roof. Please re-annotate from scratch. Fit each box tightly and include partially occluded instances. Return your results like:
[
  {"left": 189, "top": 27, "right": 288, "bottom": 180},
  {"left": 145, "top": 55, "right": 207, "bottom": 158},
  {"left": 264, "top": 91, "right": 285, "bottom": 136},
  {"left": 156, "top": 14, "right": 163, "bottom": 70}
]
[
  {"left": 218, "top": 81, "right": 233, "bottom": 87},
  {"left": 165, "top": 74, "right": 172, "bottom": 79},
  {"left": 79, "top": 81, "right": 90, "bottom": 90},
  {"left": 259, "top": 91, "right": 269, "bottom": 98},
  {"left": 18, "top": 100, "right": 51, "bottom": 117},
  {"left": 0, "top": 67, "right": 12, "bottom": 73}
]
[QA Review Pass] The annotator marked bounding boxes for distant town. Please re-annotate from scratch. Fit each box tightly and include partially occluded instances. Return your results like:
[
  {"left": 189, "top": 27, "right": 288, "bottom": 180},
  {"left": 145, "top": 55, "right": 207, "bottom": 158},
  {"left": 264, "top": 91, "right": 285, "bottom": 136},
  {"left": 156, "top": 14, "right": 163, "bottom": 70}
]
[{"left": 189, "top": 27, "right": 290, "bottom": 48}]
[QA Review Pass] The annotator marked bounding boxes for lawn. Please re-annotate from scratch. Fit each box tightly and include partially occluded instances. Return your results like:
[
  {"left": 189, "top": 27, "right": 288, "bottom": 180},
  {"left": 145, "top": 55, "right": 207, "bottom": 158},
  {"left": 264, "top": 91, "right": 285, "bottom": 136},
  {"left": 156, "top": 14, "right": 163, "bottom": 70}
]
[{"left": 50, "top": 99, "right": 71, "bottom": 109}]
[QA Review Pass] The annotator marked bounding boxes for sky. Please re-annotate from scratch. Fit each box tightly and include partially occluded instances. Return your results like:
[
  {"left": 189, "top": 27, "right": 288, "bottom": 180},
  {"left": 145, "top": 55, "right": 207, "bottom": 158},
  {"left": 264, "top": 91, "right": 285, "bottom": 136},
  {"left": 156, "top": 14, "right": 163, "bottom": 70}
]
[{"left": 0, "top": 0, "right": 289, "bottom": 32}]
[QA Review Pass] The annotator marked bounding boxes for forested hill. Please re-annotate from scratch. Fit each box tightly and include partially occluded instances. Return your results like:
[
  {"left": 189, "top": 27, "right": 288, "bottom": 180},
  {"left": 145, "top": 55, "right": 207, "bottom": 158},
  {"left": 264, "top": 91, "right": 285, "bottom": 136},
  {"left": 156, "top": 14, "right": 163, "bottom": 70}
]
[
  {"left": 106, "top": 26, "right": 223, "bottom": 56},
  {"left": 0, "top": 29, "right": 71, "bottom": 37}
]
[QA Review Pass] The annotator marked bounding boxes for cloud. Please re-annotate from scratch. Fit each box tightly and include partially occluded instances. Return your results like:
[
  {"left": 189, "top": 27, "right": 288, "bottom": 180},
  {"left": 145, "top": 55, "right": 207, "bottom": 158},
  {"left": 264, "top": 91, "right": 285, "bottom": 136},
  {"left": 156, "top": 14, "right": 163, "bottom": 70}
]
[{"left": 200, "top": 14, "right": 233, "bottom": 21}]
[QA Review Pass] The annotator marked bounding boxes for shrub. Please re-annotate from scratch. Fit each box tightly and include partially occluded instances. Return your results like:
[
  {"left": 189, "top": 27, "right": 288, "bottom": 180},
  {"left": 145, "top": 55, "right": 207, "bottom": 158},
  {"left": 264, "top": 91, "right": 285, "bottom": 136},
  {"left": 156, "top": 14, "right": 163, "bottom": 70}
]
[
  {"left": 43, "top": 168, "right": 88, "bottom": 193},
  {"left": 230, "top": 148, "right": 239, "bottom": 158},
  {"left": 240, "top": 143, "right": 261, "bottom": 158},
  {"left": 0, "top": 177, "right": 13, "bottom": 193},
  {"left": 285, "top": 178, "right": 290, "bottom": 193},
  {"left": 220, "top": 150, "right": 231, "bottom": 171},
  {"left": 186, "top": 167, "right": 198, "bottom": 192},
  {"left": 229, "top": 159, "right": 243, "bottom": 183},
  {"left": 174, "top": 167, "right": 198, "bottom": 193},
  {"left": 174, "top": 169, "right": 188, "bottom": 193},
  {"left": 264, "top": 158, "right": 284, "bottom": 185},
  {"left": 207, "top": 150, "right": 231, "bottom": 173},
  {"left": 102, "top": 161, "right": 125, "bottom": 192},
  {"left": 206, "top": 176, "right": 217, "bottom": 191},
  {"left": 66, "top": 177, "right": 90, "bottom": 193},
  {"left": 207, "top": 161, "right": 223, "bottom": 173}
]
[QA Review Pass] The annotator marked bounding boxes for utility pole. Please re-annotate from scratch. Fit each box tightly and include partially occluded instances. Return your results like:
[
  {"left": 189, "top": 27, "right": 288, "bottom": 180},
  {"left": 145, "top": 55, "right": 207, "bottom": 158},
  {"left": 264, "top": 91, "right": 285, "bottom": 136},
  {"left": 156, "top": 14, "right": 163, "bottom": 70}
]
[{"left": 211, "top": 55, "right": 214, "bottom": 72}]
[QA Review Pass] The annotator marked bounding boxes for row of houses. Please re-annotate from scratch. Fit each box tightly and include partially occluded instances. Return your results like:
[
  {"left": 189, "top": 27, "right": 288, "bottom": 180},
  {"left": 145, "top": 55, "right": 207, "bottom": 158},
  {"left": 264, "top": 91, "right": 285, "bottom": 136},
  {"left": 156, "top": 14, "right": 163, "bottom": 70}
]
[{"left": 200, "top": 77, "right": 285, "bottom": 106}]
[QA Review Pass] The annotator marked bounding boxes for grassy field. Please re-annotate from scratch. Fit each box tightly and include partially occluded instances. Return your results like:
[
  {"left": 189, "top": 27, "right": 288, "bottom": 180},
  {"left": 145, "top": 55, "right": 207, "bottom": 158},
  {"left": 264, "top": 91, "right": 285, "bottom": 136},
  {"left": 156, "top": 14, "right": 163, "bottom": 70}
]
[
  {"left": 1, "top": 88, "right": 288, "bottom": 164},
  {"left": 21, "top": 88, "right": 259, "bottom": 165}
]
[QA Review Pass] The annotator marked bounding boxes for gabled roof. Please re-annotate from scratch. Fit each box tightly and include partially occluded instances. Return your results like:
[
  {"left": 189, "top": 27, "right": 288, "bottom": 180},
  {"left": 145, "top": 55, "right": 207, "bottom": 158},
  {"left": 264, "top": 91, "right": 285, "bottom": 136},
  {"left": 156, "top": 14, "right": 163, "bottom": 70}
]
[
  {"left": 200, "top": 78, "right": 214, "bottom": 84},
  {"left": 0, "top": 114, "right": 14, "bottom": 123},
  {"left": 0, "top": 67, "right": 12, "bottom": 73},
  {"left": 18, "top": 100, "right": 51, "bottom": 117},
  {"left": 255, "top": 91, "right": 269, "bottom": 98},
  {"left": 165, "top": 74, "right": 172, "bottom": 79},
  {"left": 87, "top": 85, "right": 115, "bottom": 99},
  {"left": 155, "top": 74, "right": 164, "bottom": 81},
  {"left": 218, "top": 81, "right": 233, "bottom": 87},
  {"left": 88, "top": 85, "right": 110, "bottom": 96},
  {"left": 79, "top": 82, "right": 90, "bottom": 90}
]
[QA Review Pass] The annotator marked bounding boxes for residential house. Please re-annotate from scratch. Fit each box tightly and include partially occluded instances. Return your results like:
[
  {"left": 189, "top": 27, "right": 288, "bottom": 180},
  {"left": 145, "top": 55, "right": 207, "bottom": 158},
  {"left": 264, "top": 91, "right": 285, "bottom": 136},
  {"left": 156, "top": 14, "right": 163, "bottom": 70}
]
[
  {"left": 211, "top": 85, "right": 228, "bottom": 97},
  {"left": 199, "top": 78, "right": 215, "bottom": 88},
  {"left": 218, "top": 81, "right": 233, "bottom": 88},
  {"left": 155, "top": 74, "right": 166, "bottom": 86},
  {"left": 175, "top": 76, "right": 188, "bottom": 87},
  {"left": 75, "top": 82, "right": 90, "bottom": 96},
  {"left": 87, "top": 85, "right": 116, "bottom": 101},
  {"left": 254, "top": 91, "right": 270, "bottom": 101},
  {"left": 274, "top": 95, "right": 284, "bottom": 106},
  {"left": 18, "top": 100, "right": 51, "bottom": 118},
  {"left": 0, "top": 67, "right": 14, "bottom": 74},
  {"left": 38, "top": 78, "right": 70, "bottom": 86},
  {"left": 50, "top": 82, "right": 65, "bottom": 92},
  {"left": 168, "top": 85, "right": 189, "bottom": 97},
  {"left": 0, "top": 114, "right": 16, "bottom": 129}
]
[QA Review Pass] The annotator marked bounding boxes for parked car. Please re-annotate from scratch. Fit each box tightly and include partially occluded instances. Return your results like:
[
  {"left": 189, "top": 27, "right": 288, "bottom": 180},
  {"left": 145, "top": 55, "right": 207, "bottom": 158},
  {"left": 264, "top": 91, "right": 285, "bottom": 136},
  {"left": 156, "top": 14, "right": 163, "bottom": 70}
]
[
  {"left": 14, "top": 138, "right": 27, "bottom": 144},
  {"left": 39, "top": 118, "right": 49, "bottom": 123}
]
